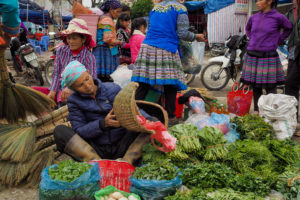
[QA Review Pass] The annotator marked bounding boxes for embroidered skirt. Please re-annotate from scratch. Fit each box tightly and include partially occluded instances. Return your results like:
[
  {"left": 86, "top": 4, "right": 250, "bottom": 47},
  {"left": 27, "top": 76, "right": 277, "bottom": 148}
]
[
  {"left": 131, "top": 44, "right": 187, "bottom": 91},
  {"left": 240, "top": 53, "right": 285, "bottom": 88},
  {"left": 93, "top": 45, "right": 119, "bottom": 76}
]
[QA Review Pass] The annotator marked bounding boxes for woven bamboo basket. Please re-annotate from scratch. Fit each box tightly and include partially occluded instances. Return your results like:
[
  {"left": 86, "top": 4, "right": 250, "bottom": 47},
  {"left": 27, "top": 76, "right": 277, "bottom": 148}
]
[{"left": 113, "top": 82, "right": 168, "bottom": 134}]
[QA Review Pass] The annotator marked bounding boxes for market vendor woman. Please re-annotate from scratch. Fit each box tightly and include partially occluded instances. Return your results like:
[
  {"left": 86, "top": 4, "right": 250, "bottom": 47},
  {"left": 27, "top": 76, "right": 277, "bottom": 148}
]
[{"left": 54, "top": 61, "right": 154, "bottom": 164}]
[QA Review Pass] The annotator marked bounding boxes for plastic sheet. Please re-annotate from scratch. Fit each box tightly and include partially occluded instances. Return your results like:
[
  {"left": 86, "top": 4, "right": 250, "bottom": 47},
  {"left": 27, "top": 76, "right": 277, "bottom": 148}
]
[
  {"left": 39, "top": 162, "right": 100, "bottom": 200},
  {"left": 130, "top": 172, "right": 182, "bottom": 200}
]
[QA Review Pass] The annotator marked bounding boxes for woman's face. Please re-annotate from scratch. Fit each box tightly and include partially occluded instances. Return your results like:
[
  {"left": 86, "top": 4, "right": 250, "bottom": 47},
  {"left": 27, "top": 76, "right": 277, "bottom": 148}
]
[
  {"left": 66, "top": 33, "right": 86, "bottom": 51},
  {"left": 71, "top": 72, "right": 96, "bottom": 95},
  {"left": 256, "top": 0, "right": 272, "bottom": 11},
  {"left": 121, "top": 20, "right": 131, "bottom": 29},
  {"left": 110, "top": 8, "right": 122, "bottom": 19},
  {"left": 140, "top": 25, "right": 146, "bottom": 34}
]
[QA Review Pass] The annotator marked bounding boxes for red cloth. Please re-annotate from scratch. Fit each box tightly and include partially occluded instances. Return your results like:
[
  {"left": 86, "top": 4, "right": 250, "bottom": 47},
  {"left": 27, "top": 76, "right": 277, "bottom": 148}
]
[{"left": 71, "top": 46, "right": 84, "bottom": 56}]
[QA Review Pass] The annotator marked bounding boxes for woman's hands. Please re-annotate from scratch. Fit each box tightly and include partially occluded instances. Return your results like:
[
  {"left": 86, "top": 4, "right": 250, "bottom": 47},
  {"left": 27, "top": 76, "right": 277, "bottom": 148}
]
[
  {"left": 195, "top": 34, "right": 206, "bottom": 42},
  {"left": 61, "top": 88, "right": 73, "bottom": 101},
  {"left": 105, "top": 109, "right": 120, "bottom": 128}
]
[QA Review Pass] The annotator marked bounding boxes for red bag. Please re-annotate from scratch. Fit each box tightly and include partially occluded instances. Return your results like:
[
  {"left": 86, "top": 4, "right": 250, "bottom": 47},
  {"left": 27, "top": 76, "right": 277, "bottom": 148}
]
[
  {"left": 227, "top": 83, "right": 253, "bottom": 116},
  {"left": 137, "top": 116, "right": 177, "bottom": 152}
]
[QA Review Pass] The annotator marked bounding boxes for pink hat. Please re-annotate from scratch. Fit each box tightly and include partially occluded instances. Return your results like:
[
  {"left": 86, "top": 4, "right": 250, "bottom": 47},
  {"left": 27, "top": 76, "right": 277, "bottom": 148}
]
[{"left": 60, "top": 18, "right": 95, "bottom": 49}]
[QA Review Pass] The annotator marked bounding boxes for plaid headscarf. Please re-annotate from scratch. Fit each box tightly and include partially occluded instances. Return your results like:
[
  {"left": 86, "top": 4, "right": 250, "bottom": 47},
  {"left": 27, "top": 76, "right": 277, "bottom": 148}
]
[
  {"left": 61, "top": 60, "right": 87, "bottom": 89},
  {"left": 100, "top": 0, "right": 122, "bottom": 12}
]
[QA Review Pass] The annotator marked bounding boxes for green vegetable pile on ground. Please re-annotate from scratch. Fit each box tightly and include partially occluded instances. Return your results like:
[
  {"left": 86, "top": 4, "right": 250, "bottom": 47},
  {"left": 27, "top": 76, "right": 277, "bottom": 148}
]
[
  {"left": 142, "top": 143, "right": 167, "bottom": 164},
  {"left": 231, "top": 114, "right": 275, "bottom": 140},
  {"left": 198, "top": 126, "right": 227, "bottom": 161},
  {"left": 226, "top": 140, "right": 277, "bottom": 177},
  {"left": 132, "top": 159, "right": 179, "bottom": 181},
  {"left": 181, "top": 162, "right": 235, "bottom": 189},
  {"left": 207, "top": 188, "right": 264, "bottom": 200},
  {"left": 276, "top": 165, "right": 300, "bottom": 200},
  {"left": 49, "top": 159, "right": 92, "bottom": 182},
  {"left": 164, "top": 188, "right": 208, "bottom": 200}
]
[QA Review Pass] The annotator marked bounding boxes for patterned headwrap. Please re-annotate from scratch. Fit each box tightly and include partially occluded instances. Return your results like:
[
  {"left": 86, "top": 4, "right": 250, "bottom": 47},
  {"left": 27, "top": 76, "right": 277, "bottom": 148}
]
[
  {"left": 61, "top": 60, "right": 87, "bottom": 89},
  {"left": 100, "top": 0, "right": 122, "bottom": 12}
]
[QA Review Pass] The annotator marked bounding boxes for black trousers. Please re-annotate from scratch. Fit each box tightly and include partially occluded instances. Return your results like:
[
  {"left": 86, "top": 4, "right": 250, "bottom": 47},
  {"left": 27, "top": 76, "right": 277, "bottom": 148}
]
[
  {"left": 285, "top": 59, "right": 300, "bottom": 118},
  {"left": 54, "top": 125, "right": 139, "bottom": 160},
  {"left": 135, "top": 83, "right": 177, "bottom": 118},
  {"left": 253, "top": 87, "right": 277, "bottom": 111}
]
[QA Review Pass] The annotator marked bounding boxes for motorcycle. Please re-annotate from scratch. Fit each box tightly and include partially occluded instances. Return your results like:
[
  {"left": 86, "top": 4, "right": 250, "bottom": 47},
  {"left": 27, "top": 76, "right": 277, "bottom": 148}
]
[
  {"left": 200, "top": 35, "right": 248, "bottom": 90},
  {"left": 44, "top": 40, "right": 64, "bottom": 85},
  {"left": 10, "top": 37, "right": 44, "bottom": 86}
]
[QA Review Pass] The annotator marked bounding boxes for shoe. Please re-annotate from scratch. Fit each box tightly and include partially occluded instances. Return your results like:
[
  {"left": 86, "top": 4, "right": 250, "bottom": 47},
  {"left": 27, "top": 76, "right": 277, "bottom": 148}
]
[{"left": 168, "top": 117, "right": 179, "bottom": 127}]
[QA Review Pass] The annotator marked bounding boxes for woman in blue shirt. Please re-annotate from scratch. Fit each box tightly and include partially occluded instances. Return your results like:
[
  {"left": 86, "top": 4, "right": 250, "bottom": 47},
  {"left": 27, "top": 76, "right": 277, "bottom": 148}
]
[{"left": 131, "top": 0, "right": 205, "bottom": 125}]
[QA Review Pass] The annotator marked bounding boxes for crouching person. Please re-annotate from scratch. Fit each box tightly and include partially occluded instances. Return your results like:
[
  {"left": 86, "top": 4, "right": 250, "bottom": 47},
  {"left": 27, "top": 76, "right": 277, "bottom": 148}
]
[{"left": 53, "top": 60, "right": 152, "bottom": 165}]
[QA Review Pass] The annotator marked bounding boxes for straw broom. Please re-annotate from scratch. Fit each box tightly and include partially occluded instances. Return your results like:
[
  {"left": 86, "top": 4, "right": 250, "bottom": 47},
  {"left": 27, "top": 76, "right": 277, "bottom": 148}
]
[
  {"left": 0, "top": 106, "right": 69, "bottom": 162},
  {"left": 0, "top": 28, "right": 55, "bottom": 123}
]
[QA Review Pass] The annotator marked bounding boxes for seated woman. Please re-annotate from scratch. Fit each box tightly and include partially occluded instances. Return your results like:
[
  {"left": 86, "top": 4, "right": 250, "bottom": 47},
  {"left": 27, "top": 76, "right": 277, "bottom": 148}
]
[
  {"left": 54, "top": 60, "right": 153, "bottom": 164},
  {"left": 48, "top": 18, "right": 97, "bottom": 106}
]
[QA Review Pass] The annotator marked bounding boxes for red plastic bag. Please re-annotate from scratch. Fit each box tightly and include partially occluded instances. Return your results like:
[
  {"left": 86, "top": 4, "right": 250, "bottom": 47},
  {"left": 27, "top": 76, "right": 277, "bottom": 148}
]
[
  {"left": 227, "top": 83, "right": 253, "bottom": 116},
  {"left": 137, "top": 116, "right": 177, "bottom": 152}
]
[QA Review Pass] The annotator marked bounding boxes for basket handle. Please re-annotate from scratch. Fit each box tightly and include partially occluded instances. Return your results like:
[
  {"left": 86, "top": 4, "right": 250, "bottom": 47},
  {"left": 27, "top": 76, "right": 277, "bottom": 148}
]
[
  {"left": 232, "top": 83, "right": 240, "bottom": 92},
  {"left": 242, "top": 85, "right": 250, "bottom": 94},
  {"left": 151, "top": 136, "right": 166, "bottom": 152}
]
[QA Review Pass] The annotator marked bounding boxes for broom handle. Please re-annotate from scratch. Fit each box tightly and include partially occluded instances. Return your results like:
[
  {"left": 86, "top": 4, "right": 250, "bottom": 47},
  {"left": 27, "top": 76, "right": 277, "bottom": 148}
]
[
  {"left": 34, "top": 106, "right": 68, "bottom": 126},
  {"left": 0, "top": 26, "right": 11, "bottom": 86}
]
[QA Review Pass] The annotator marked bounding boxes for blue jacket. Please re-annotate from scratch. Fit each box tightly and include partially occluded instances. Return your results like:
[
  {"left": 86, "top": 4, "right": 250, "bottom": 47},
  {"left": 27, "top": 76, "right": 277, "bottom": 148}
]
[{"left": 67, "top": 79, "right": 150, "bottom": 145}]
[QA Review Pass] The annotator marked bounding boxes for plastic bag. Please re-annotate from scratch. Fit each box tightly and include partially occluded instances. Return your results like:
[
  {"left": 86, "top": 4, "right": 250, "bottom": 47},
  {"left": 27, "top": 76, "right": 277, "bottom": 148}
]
[
  {"left": 138, "top": 116, "right": 176, "bottom": 152},
  {"left": 94, "top": 185, "right": 141, "bottom": 200},
  {"left": 130, "top": 172, "right": 182, "bottom": 200},
  {"left": 179, "top": 40, "right": 203, "bottom": 73},
  {"left": 185, "top": 113, "right": 210, "bottom": 125},
  {"left": 110, "top": 65, "right": 132, "bottom": 88},
  {"left": 227, "top": 83, "right": 253, "bottom": 116},
  {"left": 39, "top": 162, "right": 100, "bottom": 200},
  {"left": 258, "top": 94, "right": 298, "bottom": 140},
  {"left": 189, "top": 96, "right": 205, "bottom": 114},
  {"left": 225, "top": 123, "right": 240, "bottom": 143}
]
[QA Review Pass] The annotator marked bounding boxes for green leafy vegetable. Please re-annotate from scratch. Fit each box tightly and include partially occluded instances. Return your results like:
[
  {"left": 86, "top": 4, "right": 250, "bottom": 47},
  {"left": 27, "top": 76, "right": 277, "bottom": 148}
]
[
  {"left": 207, "top": 188, "right": 264, "bottom": 200},
  {"left": 231, "top": 114, "right": 275, "bottom": 141},
  {"left": 132, "top": 159, "right": 179, "bottom": 180},
  {"left": 164, "top": 188, "right": 208, "bottom": 200},
  {"left": 181, "top": 162, "right": 236, "bottom": 189},
  {"left": 226, "top": 140, "right": 277, "bottom": 177},
  {"left": 49, "top": 159, "right": 92, "bottom": 182},
  {"left": 142, "top": 143, "right": 167, "bottom": 164}
]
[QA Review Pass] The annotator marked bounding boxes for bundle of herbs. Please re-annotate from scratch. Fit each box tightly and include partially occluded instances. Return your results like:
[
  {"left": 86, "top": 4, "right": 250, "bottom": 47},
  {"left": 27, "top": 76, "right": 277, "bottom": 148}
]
[
  {"left": 263, "top": 139, "right": 300, "bottom": 173},
  {"left": 226, "top": 140, "right": 277, "bottom": 178},
  {"left": 132, "top": 159, "right": 179, "bottom": 181},
  {"left": 276, "top": 165, "right": 300, "bottom": 200},
  {"left": 49, "top": 159, "right": 92, "bottom": 182},
  {"left": 207, "top": 188, "right": 264, "bottom": 200},
  {"left": 164, "top": 188, "right": 208, "bottom": 200},
  {"left": 198, "top": 127, "right": 228, "bottom": 161},
  {"left": 142, "top": 143, "right": 167, "bottom": 164},
  {"left": 231, "top": 114, "right": 275, "bottom": 140},
  {"left": 180, "top": 162, "right": 236, "bottom": 189}
]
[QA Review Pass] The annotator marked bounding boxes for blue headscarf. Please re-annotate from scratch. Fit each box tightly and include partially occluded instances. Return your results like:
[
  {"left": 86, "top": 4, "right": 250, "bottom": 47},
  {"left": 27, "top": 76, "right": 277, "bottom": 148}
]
[{"left": 61, "top": 60, "right": 87, "bottom": 89}]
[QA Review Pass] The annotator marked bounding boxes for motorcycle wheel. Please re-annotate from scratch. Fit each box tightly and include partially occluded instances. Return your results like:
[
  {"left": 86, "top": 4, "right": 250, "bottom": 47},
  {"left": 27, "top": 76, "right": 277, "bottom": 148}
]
[
  {"left": 34, "top": 67, "right": 44, "bottom": 86},
  {"left": 185, "top": 73, "right": 195, "bottom": 85},
  {"left": 200, "top": 62, "right": 230, "bottom": 91},
  {"left": 45, "top": 59, "right": 54, "bottom": 85}
]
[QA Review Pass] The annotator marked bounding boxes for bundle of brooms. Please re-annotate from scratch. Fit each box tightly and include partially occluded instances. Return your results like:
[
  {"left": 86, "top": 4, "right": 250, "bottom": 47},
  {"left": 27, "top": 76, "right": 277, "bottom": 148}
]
[{"left": 0, "top": 106, "right": 71, "bottom": 187}]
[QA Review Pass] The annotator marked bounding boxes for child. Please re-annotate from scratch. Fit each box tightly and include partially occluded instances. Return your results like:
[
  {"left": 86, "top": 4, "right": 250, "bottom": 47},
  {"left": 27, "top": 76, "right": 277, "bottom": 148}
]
[
  {"left": 240, "top": 0, "right": 292, "bottom": 112},
  {"left": 129, "top": 17, "right": 147, "bottom": 64},
  {"left": 116, "top": 13, "right": 131, "bottom": 64}
]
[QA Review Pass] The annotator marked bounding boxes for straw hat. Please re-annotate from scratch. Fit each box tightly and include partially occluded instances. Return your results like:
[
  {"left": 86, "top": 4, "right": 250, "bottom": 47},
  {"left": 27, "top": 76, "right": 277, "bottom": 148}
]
[{"left": 60, "top": 18, "right": 96, "bottom": 48}]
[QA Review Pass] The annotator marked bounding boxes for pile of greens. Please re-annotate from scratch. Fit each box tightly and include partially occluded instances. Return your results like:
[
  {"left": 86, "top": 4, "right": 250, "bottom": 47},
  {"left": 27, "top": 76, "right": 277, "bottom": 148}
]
[
  {"left": 207, "top": 188, "right": 264, "bottom": 200},
  {"left": 226, "top": 140, "right": 277, "bottom": 177},
  {"left": 49, "top": 159, "right": 92, "bottom": 182},
  {"left": 231, "top": 114, "right": 275, "bottom": 140},
  {"left": 180, "top": 162, "right": 235, "bottom": 189},
  {"left": 142, "top": 143, "right": 167, "bottom": 164},
  {"left": 132, "top": 159, "right": 179, "bottom": 181},
  {"left": 276, "top": 165, "right": 300, "bottom": 200},
  {"left": 164, "top": 188, "right": 208, "bottom": 200}
]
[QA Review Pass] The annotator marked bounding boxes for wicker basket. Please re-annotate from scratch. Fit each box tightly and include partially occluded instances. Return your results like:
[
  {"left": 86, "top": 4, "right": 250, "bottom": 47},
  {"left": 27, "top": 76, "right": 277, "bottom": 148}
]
[{"left": 113, "top": 82, "right": 168, "bottom": 134}]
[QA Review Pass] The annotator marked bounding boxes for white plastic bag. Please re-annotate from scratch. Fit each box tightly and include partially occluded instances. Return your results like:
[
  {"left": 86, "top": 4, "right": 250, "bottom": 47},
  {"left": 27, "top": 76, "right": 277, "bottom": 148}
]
[
  {"left": 191, "top": 41, "right": 205, "bottom": 66},
  {"left": 258, "top": 94, "right": 298, "bottom": 140},
  {"left": 110, "top": 65, "right": 132, "bottom": 88}
]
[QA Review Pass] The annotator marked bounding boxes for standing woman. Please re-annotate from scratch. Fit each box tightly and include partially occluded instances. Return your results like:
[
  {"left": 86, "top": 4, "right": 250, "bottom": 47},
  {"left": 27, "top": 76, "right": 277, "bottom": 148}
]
[
  {"left": 240, "top": 0, "right": 292, "bottom": 112},
  {"left": 131, "top": 0, "right": 205, "bottom": 125},
  {"left": 93, "top": 0, "right": 123, "bottom": 82}
]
